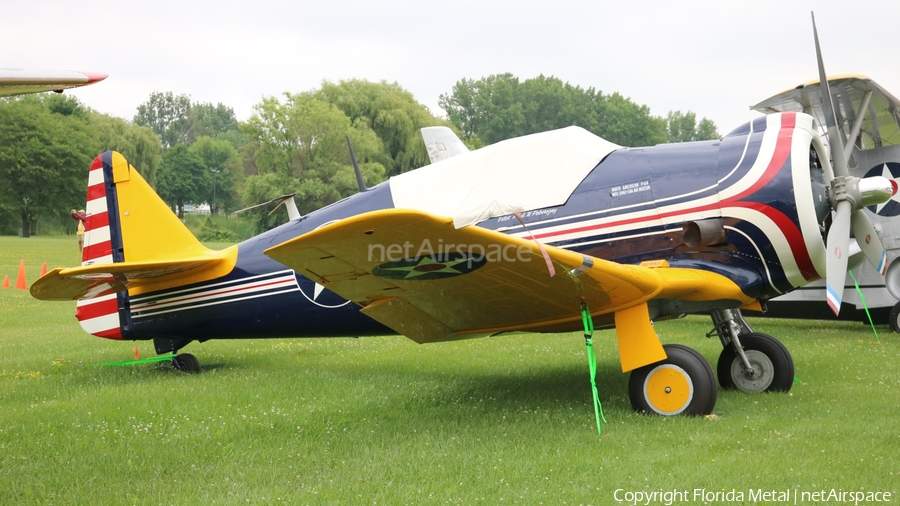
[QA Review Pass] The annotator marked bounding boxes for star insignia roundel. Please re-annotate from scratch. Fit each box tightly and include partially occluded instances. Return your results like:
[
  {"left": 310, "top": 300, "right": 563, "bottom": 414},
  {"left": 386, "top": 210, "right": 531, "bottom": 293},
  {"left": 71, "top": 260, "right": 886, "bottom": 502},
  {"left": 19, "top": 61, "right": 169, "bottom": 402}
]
[
  {"left": 865, "top": 162, "right": 900, "bottom": 217},
  {"left": 373, "top": 252, "right": 487, "bottom": 281}
]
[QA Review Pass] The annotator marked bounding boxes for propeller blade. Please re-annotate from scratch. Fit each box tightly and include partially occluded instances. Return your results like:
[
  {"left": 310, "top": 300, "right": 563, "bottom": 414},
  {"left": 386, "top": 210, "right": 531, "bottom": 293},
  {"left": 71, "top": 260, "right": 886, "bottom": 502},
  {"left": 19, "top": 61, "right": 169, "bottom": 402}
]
[
  {"left": 825, "top": 200, "right": 852, "bottom": 315},
  {"left": 811, "top": 12, "right": 850, "bottom": 178},
  {"left": 850, "top": 209, "right": 887, "bottom": 275},
  {"left": 809, "top": 14, "right": 893, "bottom": 317}
]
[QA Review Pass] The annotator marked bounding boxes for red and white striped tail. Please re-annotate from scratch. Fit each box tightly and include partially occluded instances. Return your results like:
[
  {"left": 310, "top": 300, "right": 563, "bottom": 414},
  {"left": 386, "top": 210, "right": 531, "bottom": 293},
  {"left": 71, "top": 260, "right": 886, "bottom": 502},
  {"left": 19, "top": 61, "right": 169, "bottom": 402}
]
[
  {"left": 75, "top": 293, "right": 122, "bottom": 340},
  {"left": 76, "top": 153, "right": 123, "bottom": 340},
  {"left": 81, "top": 155, "right": 115, "bottom": 266}
]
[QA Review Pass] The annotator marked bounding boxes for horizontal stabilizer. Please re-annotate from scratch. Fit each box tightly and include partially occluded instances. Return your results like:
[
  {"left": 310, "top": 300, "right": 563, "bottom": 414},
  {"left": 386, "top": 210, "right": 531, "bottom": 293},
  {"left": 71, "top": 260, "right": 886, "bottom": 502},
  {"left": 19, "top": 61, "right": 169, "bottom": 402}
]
[{"left": 30, "top": 250, "right": 238, "bottom": 301}]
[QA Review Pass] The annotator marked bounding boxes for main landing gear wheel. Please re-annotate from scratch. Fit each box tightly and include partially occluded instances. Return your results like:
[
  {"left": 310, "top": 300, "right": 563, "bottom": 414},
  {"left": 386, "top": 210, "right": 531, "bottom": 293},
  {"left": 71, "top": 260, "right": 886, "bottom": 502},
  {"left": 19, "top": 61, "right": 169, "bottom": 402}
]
[
  {"left": 172, "top": 353, "right": 201, "bottom": 373},
  {"left": 629, "top": 344, "right": 717, "bottom": 416},
  {"left": 889, "top": 302, "right": 900, "bottom": 333},
  {"left": 717, "top": 332, "right": 793, "bottom": 393}
]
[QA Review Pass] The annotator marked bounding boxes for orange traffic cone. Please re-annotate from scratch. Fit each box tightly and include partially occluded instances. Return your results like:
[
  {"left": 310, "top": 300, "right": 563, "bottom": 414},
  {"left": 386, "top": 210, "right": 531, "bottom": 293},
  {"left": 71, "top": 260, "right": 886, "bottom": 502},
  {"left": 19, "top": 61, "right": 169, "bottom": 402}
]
[
  {"left": 2, "top": 275, "right": 8, "bottom": 288},
  {"left": 39, "top": 262, "right": 47, "bottom": 277},
  {"left": 15, "top": 260, "right": 26, "bottom": 290}
]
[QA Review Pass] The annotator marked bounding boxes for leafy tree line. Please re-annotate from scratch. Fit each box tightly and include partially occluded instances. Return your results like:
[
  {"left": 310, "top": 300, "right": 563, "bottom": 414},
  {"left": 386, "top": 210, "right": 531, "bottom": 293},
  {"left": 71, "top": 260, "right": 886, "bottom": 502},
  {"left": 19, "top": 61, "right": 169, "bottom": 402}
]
[
  {"left": 133, "top": 92, "right": 243, "bottom": 220},
  {"left": 439, "top": 73, "right": 718, "bottom": 147},
  {"left": 1, "top": 74, "right": 718, "bottom": 236},
  {"left": 0, "top": 94, "right": 160, "bottom": 236}
]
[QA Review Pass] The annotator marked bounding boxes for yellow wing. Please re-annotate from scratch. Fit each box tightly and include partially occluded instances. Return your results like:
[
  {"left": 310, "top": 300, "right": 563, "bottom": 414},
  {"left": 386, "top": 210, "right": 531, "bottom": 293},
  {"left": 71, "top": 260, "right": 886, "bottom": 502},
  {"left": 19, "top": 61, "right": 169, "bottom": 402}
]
[{"left": 266, "top": 209, "right": 754, "bottom": 371}]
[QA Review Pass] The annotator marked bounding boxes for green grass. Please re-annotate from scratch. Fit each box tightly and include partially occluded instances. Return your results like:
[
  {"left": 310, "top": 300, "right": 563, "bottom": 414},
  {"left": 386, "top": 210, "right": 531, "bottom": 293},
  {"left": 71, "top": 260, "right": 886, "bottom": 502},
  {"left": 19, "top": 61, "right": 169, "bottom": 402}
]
[{"left": 1, "top": 236, "right": 899, "bottom": 504}]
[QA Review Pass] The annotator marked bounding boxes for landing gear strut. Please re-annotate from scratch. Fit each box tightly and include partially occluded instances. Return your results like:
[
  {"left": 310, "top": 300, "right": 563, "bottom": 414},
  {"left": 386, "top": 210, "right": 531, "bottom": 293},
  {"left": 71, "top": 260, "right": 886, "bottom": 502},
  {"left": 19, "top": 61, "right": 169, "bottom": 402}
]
[{"left": 710, "top": 309, "right": 793, "bottom": 393}]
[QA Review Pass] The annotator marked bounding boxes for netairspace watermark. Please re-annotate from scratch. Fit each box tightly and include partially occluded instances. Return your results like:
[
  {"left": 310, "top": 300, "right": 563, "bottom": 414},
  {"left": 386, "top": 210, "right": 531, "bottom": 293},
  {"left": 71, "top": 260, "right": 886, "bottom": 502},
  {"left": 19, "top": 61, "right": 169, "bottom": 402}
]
[
  {"left": 614, "top": 488, "right": 893, "bottom": 505},
  {"left": 368, "top": 239, "right": 532, "bottom": 264}
]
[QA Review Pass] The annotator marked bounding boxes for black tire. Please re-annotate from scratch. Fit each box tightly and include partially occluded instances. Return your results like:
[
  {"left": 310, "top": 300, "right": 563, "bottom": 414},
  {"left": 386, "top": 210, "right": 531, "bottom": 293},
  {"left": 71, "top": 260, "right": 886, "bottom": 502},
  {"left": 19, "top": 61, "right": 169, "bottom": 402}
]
[
  {"left": 629, "top": 344, "right": 717, "bottom": 416},
  {"left": 173, "top": 353, "right": 201, "bottom": 373},
  {"left": 717, "top": 332, "right": 793, "bottom": 393},
  {"left": 890, "top": 302, "right": 900, "bottom": 333}
]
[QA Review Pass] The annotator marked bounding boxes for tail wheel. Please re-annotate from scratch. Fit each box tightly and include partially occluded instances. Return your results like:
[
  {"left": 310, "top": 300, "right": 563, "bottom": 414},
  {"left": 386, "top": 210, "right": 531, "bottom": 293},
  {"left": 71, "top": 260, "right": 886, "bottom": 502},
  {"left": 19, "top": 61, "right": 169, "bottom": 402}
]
[
  {"left": 629, "top": 344, "right": 717, "bottom": 416},
  {"left": 717, "top": 332, "right": 793, "bottom": 392},
  {"left": 173, "top": 353, "right": 201, "bottom": 373}
]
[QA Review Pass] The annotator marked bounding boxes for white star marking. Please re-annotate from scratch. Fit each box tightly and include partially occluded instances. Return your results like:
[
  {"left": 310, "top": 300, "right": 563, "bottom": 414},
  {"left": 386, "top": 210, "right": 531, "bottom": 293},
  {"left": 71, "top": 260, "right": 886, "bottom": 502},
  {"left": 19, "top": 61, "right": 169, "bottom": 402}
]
[
  {"left": 380, "top": 256, "right": 471, "bottom": 279},
  {"left": 876, "top": 163, "right": 900, "bottom": 214},
  {"left": 314, "top": 283, "right": 325, "bottom": 300}
]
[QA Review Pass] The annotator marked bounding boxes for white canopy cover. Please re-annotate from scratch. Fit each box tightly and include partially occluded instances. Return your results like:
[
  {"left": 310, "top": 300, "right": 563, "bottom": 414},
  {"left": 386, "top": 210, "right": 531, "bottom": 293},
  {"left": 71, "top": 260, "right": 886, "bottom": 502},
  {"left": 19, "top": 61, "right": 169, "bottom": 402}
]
[{"left": 389, "top": 126, "right": 621, "bottom": 228}]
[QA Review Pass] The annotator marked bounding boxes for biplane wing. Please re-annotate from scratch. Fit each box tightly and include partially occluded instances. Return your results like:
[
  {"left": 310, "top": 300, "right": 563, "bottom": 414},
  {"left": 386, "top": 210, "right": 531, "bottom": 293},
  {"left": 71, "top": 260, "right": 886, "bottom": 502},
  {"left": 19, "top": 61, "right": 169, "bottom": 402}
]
[
  {"left": 0, "top": 68, "right": 107, "bottom": 97},
  {"left": 751, "top": 74, "right": 900, "bottom": 149},
  {"left": 265, "top": 209, "right": 754, "bottom": 372}
]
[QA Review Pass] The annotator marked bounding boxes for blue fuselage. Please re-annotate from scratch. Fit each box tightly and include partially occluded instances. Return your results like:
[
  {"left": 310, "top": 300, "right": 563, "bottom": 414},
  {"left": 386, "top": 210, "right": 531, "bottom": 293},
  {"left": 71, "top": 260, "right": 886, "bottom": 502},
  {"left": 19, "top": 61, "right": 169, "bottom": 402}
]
[{"left": 121, "top": 114, "right": 826, "bottom": 347}]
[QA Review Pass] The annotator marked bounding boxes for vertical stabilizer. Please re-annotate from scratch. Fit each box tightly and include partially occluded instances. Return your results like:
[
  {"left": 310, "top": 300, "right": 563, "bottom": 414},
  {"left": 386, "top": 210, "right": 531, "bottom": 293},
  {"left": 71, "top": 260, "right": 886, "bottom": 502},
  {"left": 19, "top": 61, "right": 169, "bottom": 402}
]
[
  {"left": 82, "top": 151, "right": 212, "bottom": 266},
  {"left": 76, "top": 151, "right": 225, "bottom": 340},
  {"left": 421, "top": 126, "right": 469, "bottom": 163}
]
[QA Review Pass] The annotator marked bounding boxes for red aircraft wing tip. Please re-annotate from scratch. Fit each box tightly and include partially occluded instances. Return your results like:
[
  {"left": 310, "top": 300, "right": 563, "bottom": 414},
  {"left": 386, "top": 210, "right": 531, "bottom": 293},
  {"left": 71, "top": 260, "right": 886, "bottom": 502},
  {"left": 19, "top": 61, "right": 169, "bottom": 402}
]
[{"left": 78, "top": 71, "right": 108, "bottom": 84}]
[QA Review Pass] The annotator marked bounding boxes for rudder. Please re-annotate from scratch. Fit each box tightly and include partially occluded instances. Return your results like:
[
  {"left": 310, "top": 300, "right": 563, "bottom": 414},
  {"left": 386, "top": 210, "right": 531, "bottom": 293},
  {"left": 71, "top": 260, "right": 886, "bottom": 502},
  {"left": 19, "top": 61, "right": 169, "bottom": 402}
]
[{"left": 82, "top": 151, "right": 211, "bottom": 266}]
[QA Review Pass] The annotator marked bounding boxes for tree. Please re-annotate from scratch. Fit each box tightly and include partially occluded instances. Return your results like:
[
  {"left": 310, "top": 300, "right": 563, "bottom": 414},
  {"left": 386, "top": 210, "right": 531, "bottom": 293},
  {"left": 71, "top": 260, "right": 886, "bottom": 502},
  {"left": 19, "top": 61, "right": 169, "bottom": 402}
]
[
  {"left": 134, "top": 92, "right": 193, "bottom": 149},
  {"left": 316, "top": 79, "right": 441, "bottom": 176},
  {"left": 133, "top": 93, "right": 243, "bottom": 151},
  {"left": 244, "top": 93, "right": 355, "bottom": 178},
  {"left": 43, "top": 94, "right": 88, "bottom": 119},
  {"left": 666, "top": 110, "right": 720, "bottom": 142},
  {"left": 599, "top": 92, "right": 668, "bottom": 147},
  {"left": 439, "top": 74, "right": 524, "bottom": 145},
  {"left": 189, "top": 137, "right": 241, "bottom": 214},
  {"left": 90, "top": 112, "right": 162, "bottom": 186},
  {"left": 191, "top": 102, "right": 241, "bottom": 141},
  {"left": 0, "top": 97, "right": 98, "bottom": 236},
  {"left": 241, "top": 91, "right": 388, "bottom": 230},
  {"left": 155, "top": 144, "right": 211, "bottom": 219},
  {"left": 439, "top": 73, "right": 718, "bottom": 147}
]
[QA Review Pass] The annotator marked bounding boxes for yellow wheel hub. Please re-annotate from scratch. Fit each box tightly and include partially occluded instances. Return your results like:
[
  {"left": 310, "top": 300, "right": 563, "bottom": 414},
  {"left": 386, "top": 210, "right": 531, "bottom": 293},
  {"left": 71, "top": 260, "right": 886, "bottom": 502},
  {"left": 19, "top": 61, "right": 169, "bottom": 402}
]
[{"left": 644, "top": 364, "right": 693, "bottom": 415}]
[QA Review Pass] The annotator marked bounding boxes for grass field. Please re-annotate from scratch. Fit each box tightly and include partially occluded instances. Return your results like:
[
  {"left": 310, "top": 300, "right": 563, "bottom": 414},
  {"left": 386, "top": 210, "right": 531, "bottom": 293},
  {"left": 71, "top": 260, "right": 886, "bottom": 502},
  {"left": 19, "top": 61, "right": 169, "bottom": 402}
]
[{"left": 1, "top": 236, "right": 898, "bottom": 505}]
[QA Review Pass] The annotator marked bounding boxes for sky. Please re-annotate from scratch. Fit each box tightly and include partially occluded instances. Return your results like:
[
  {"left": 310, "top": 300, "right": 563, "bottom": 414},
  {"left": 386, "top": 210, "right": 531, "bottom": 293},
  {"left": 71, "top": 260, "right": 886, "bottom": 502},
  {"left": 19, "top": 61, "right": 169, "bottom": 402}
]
[{"left": 3, "top": 0, "right": 900, "bottom": 137}]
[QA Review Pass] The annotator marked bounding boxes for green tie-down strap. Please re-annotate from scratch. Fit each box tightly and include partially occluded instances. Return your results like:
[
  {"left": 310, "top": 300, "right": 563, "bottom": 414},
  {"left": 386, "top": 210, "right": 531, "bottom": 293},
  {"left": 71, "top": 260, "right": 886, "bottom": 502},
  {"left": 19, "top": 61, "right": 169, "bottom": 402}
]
[
  {"left": 581, "top": 300, "right": 607, "bottom": 435},
  {"left": 849, "top": 270, "right": 880, "bottom": 343},
  {"left": 100, "top": 354, "right": 176, "bottom": 367}
]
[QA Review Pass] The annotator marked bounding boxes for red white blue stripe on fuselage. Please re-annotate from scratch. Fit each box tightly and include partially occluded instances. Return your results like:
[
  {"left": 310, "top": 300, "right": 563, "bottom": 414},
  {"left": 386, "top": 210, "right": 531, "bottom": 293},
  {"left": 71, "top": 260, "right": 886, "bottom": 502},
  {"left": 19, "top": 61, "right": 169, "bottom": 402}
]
[
  {"left": 480, "top": 112, "right": 827, "bottom": 301},
  {"left": 129, "top": 270, "right": 301, "bottom": 320}
]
